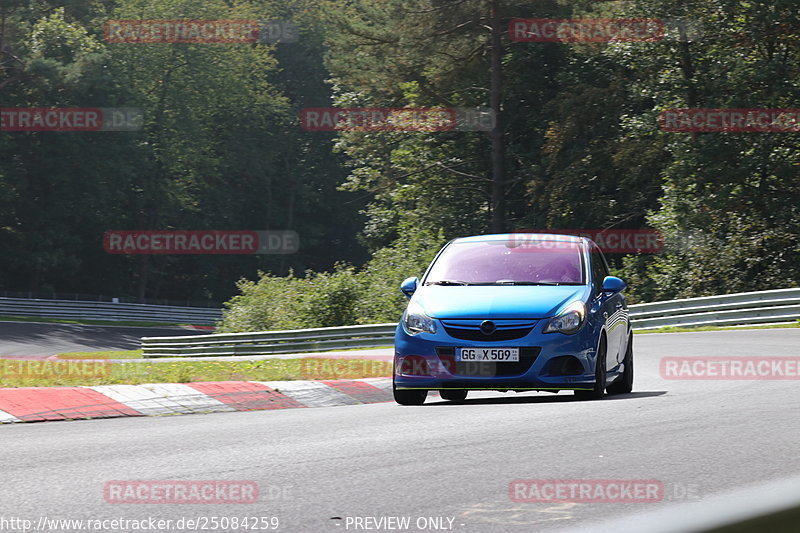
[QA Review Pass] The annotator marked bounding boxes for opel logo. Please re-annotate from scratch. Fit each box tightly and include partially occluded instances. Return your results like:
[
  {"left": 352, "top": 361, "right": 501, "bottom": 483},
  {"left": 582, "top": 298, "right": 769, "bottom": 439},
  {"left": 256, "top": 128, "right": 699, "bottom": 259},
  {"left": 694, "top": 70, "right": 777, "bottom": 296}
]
[{"left": 480, "top": 320, "right": 496, "bottom": 335}]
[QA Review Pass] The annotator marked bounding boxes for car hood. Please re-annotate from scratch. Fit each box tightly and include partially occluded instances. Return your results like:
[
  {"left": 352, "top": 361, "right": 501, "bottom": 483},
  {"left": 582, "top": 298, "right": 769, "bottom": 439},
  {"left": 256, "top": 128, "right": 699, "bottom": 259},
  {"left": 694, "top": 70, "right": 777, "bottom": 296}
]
[{"left": 414, "top": 285, "right": 591, "bottom": 320}]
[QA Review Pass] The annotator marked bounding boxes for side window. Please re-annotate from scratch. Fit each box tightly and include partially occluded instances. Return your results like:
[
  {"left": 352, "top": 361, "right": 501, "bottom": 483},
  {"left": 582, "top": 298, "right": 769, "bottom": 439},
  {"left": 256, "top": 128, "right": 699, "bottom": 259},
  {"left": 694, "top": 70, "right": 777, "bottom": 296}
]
[{"left": 591, "top": 244, "right": 610, "bottom": 295}]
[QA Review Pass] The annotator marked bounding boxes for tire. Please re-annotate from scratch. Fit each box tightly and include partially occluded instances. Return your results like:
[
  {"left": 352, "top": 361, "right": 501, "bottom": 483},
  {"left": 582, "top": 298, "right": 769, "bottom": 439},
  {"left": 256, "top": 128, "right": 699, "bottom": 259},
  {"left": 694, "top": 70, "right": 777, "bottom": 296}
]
[
  {"left": 439, "top": 389, "right": 468, "bottom": 402},
  {"left": 574, "top": 335, "right": 607, "bottom": 400},
  {"left": 607, "top": 333, "right": 633, "bottom": 395},
  {"left": 393, "top": 375, "right": 427, "bottom": 405}
]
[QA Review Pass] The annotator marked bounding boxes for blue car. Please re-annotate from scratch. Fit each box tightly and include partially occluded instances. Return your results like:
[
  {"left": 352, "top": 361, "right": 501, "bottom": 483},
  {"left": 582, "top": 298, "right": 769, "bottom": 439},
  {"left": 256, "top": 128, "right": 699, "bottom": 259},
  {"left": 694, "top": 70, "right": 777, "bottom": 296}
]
[{"left": 393, "top": 233, "right": 633, "bottom": 405}]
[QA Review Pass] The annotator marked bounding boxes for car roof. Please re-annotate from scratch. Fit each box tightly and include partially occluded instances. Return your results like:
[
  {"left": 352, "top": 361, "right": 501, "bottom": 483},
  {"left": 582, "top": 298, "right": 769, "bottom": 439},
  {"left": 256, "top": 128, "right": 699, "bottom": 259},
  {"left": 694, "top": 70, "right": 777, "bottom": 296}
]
[{"left": 450, "top": 233, "right": 589, "bottom": 245}]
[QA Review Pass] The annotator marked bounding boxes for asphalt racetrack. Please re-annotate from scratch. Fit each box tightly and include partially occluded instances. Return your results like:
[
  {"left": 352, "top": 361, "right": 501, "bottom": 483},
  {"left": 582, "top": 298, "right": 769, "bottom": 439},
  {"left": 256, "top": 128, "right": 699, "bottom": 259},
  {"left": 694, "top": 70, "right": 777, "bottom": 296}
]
[
  {"left": 0, "top": 321, "right": 201, "bottom": 357},
  {"left": 1, "top": 328, "right": 799, "bottom": 532}
]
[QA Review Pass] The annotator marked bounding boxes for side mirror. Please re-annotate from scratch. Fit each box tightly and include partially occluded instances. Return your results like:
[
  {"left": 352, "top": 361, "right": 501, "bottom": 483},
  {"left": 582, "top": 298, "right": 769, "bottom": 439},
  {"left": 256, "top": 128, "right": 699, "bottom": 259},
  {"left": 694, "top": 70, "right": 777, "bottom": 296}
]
[
  {"left": 602, "top": 276, "right": 627, "bottom": 295},
  {"left": 400, "top": 277, "right": 419, "bottom": 299}
]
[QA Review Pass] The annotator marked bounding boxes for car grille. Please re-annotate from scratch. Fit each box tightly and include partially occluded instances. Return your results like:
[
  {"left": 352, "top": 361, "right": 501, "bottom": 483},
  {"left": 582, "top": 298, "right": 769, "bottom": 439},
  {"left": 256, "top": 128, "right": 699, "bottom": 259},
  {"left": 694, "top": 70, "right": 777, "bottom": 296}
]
[
  {"left": 444, "top": 326, "right": 533, "bottom": 342},
  {"left": 435, "top": 346, "right": 541, "bottom": 377}
]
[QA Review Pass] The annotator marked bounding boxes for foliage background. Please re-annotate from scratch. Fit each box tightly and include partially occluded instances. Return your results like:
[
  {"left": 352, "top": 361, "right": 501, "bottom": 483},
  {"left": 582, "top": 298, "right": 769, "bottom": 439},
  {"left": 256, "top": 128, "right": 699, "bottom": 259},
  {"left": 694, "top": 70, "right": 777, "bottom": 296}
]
[{"left": 1, "top": 0, "right": 798, "bottom": 329}]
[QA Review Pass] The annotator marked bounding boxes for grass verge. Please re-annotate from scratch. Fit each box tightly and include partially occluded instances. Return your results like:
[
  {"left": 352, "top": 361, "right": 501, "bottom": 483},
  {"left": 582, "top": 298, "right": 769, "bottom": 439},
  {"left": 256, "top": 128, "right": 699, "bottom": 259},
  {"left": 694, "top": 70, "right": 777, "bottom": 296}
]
[
  {"left": 55, "top": 346, "right": 393, "bottom": 360},
  {"left": 0, "top": 357, "right": 391, "bottom": 388},
  {"left": 7, "top": 321, "right": 796, "bottom": 387},
  {"left": 56, "top": 350, "right": 143, "bottom": 360}
]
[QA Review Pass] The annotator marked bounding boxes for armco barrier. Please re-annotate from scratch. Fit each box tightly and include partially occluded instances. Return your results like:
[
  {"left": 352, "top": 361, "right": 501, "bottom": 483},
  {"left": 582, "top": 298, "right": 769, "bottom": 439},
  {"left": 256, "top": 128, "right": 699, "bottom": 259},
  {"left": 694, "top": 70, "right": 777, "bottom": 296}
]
[
  {"left": 629, "top": 287, "right": 800, "bottom": 329},
  {"left": 142, "top": 323, "right": 397, "bottom": 357},
  {"left": 0, "top": 297, "right": 221, "bottom": 325},
  {"left": 141, "top": 288, "right": 800, "bottom": 358}
]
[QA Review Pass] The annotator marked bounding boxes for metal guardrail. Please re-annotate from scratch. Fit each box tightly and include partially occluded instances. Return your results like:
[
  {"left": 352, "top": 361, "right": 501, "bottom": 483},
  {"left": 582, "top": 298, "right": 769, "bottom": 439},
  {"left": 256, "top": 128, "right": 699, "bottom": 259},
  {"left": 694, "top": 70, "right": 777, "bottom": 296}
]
[
  {"left": 0, "top": 297, "right": 222, "bottom": 325},
  {"left": 142, "top": 323, "right": 396, "bottom": 357},
  {"left": 629, "top": 287, "right": 800, "bottom": 329},
  {"left": 0, "top": 290, "right": 221, "bottom": 308},
  {"left": 141, "top": 288, "right": 800, "bottom": 358}
]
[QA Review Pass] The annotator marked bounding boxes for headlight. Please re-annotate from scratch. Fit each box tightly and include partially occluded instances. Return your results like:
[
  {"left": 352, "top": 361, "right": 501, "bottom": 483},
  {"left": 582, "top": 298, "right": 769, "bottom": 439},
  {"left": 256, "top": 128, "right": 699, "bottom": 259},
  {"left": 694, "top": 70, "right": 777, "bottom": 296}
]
[
  {"left": 543, "top": 301, "right": 585, "bottom": 334},
  {"left": 403, "top": 300, "right": 437, "bottom": 335}
]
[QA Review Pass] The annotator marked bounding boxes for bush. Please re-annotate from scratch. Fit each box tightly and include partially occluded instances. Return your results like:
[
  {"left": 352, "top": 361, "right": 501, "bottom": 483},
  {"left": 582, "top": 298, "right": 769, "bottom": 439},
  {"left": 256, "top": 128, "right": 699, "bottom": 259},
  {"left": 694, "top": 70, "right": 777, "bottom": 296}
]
[
  {"left": 296, "top": 264, "right": 363, "bottom": 328},
  {"left": 356, "top": 228, "right": 445, "bottom": 323},
  {"left": 217, "top": 271, "right": 307, "bottom": 332},
  {"left": 218, "top": 228, "right": 446, "bottom": 332}
]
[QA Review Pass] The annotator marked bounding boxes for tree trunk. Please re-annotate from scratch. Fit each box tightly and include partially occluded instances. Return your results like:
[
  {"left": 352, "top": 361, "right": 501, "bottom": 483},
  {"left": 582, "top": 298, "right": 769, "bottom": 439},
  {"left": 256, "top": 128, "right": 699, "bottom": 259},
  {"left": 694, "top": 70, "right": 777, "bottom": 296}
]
[{"left": 489, "top": 0, "right": 506, "bottom": 233}]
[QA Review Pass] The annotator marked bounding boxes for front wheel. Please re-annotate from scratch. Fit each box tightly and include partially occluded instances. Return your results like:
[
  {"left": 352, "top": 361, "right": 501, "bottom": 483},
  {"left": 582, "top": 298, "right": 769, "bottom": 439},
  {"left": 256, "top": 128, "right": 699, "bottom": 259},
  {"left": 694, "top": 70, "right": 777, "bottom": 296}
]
[
  {"left": 393, "top": 375, "right": 427, "bottom": 405},
  {"left": 607, "top": 333, "right": 633, "bottom": 395},
  {"left": 439, "top": 389, "right": 468, "bottom": 402},
  {"left": 574, "top": 335, "right": 607, "bottom": 401}
]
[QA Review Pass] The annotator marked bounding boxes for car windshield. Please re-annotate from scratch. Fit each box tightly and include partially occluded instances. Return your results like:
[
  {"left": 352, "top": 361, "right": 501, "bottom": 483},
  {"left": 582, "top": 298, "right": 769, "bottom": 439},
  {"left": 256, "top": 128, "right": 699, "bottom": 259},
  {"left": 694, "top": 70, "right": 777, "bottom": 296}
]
[{"left": 425, "top": 239, "right": 585, "bottom": 285}]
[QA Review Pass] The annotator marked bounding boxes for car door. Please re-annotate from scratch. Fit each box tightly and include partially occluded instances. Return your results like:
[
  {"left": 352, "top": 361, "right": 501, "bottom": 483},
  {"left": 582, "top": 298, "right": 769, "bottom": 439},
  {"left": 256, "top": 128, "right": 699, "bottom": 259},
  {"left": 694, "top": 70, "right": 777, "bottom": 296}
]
[{"left": 590, "top": 244, "right": 624, "bottom": 368}]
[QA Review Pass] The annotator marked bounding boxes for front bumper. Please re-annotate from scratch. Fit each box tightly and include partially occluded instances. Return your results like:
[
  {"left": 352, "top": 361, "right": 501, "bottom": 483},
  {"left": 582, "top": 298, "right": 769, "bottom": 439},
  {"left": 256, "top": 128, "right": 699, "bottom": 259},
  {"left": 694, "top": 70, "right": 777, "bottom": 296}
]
[{"left": 393, "top": 318, "right": 599, "bottom": 390}]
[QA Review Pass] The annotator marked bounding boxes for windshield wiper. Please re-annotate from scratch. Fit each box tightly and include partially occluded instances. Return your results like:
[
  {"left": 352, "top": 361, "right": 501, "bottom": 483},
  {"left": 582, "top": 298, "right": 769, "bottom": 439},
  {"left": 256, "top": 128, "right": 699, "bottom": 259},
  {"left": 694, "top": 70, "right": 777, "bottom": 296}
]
[
  {"left": 493, "top": 280, "right": 560, "bottom": 286},
  {"left": 426, "top": 280, "right": 578, "bottom": 286}
]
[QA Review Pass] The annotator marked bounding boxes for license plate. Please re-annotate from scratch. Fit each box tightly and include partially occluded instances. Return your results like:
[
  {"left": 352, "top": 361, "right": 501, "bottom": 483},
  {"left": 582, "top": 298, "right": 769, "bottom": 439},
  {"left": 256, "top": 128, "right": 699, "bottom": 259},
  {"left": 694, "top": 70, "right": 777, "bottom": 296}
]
[{"left": 456, "top": 347, "right": 519, "bottom": 362}]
